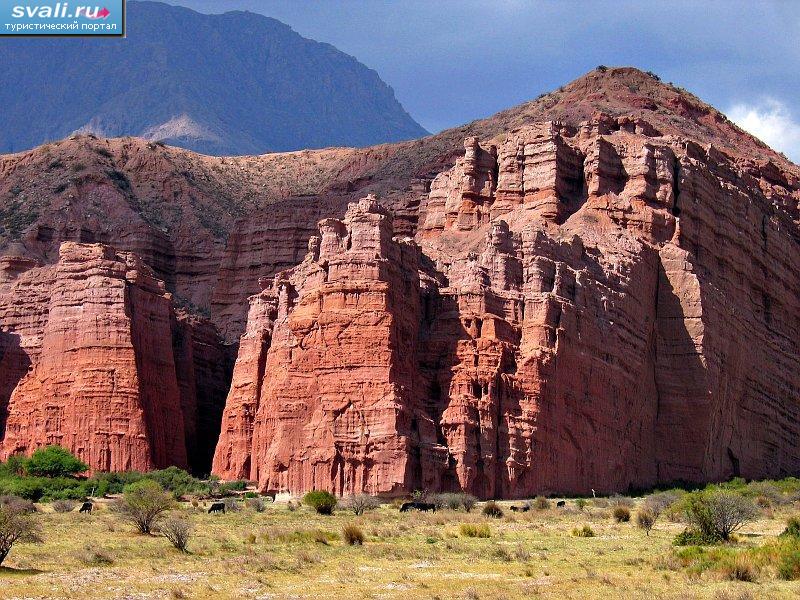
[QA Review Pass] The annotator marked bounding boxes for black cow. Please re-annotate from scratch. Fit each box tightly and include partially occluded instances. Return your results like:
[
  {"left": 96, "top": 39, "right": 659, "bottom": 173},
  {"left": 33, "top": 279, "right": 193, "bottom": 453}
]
[
  {"left": 510, "top": 505, "right": 521, "bottom": 512},
  {"left": 208, "top": 502, "right": 226, "bottom": 514},
  {"left": 400, "top": 501, "right": 436, "bottom": 513},
  {"left": 79, "top": 502, "right": 93, "bottom": 513},
  {"left": 510, "top": 505, "right": 530, "bottom": 512},
  {"left": 556, "top": 500, "right": 566, "bottom": 507}
]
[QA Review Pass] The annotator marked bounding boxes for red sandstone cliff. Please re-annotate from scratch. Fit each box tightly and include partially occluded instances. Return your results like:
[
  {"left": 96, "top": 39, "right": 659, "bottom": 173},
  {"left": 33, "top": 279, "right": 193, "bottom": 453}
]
[
  {"left": 2, "top": 67, "right": 799, "bottom": 492},
  {"left": 213, "top": 110, "right": 799, "bottom": 497},
  {"left": 0, "top": 242, "right": 231, "bottom": 473}
]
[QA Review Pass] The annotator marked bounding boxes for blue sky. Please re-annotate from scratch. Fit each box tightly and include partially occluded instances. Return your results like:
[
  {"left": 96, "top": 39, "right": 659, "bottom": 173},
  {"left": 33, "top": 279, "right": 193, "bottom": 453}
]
[{"left": 164, "top": 0, "right": 800, "bottom": 161}]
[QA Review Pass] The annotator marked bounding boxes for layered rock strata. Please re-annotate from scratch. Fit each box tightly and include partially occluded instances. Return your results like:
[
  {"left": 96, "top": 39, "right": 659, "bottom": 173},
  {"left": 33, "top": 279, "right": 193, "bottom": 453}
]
[
  {"left": 0, "top": 242, "right": 230, "bottom": 473},
  {"left": 215, "top": 111, "right": 800, "bottom": 497}
]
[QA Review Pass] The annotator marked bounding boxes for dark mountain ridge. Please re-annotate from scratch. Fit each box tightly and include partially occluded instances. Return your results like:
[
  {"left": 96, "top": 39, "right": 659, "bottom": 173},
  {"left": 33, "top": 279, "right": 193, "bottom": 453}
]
[{"left": 0, "top": 1, "right": 428, "bottom": 155}]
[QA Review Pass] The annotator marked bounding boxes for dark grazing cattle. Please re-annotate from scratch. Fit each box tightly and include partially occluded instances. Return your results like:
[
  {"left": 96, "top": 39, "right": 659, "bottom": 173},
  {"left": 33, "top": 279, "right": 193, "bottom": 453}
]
[
  {"left": 510, "top": 505, "right": 530, "bottom": 512},
  {"left": 510, "top": 505, "right": 521, "bottom": 512},
  {"left": 399, "top": 501, "right": 436, "bottom": 513},
  {"left": 79, "top": 502, "right": 93, "bottom": 513},
  {"left": 208, "top": 502, "right": 226, "bottom": 514},
  {"left": 556, "top": 500, "right": 566, "bottom": 507}
]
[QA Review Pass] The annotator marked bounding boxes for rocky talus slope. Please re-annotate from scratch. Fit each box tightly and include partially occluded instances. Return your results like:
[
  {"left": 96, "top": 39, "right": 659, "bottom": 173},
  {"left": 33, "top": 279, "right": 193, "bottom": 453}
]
[{"left": 0, "top": 68, "right": 798, "bottom": 494}]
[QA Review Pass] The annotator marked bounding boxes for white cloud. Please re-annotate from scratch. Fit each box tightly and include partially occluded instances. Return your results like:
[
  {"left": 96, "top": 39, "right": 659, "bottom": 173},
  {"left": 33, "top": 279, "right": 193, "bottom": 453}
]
[{"left": 727, "top": 98, "right": 800, "bottom": 163}]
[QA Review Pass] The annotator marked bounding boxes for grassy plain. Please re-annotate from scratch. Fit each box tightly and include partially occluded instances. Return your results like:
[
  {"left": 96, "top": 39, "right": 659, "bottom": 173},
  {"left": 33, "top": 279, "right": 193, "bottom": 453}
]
[{"left": 2, "top": 497, "right": 799, "bottom": 600}]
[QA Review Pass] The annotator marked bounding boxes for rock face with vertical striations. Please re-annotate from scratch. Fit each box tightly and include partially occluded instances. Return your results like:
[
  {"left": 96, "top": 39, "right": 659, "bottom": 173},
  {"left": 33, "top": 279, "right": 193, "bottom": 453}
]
[
  {"left": 213, "top": 197, "right": 444, "bottom": 493},
  {"left": 1, "top": 68, "right": 799, "bottom": 493},
  {"left": 0, "top": 242, "right": 231, "bottom": 473},
  {"left": 214, "top": 81, "right": 800, "bottom": 496}
]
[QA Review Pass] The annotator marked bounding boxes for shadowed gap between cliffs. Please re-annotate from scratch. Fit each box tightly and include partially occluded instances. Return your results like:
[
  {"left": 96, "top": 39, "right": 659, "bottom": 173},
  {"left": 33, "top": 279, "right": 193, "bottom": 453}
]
[{"left": 0, "top": 332, "right": 30, "bottom": 441}]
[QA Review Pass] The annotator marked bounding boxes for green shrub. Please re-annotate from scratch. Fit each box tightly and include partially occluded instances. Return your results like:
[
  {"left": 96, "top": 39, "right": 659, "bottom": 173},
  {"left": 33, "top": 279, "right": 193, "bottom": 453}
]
[
  {"left": 572, "top": 525, "right": 595, "bottom": 537},
  {"left": 673, "top": 528, "right": 720, "bottom": 546},
  {"left": 575, "top": 498, "right": 587, "bottom": 510},
  {"left": 679, "top": 490, "right": 757, "bottom": 541},
  {"left": 1, "top": 455, "right": 28, "bottom": 476},
  {"left": 26, "top": 446, "right": 87, "bottom": 478},
  {"left": 219, "top": 480, "right": 251, "bottom": 494},
  {"left": 303, "top": 491, "right": 337, "bottom": 515},
  {"left": 778, "top": 547, "right": 800, "bottom": 580},
  {"left": 613, "top": 506, "right": 631, "bottom": 523},
  {"left": 781, "top": 517, "right": 800, "bottom": 538},
  {"left": 482, "top": 501, "right": 503, "bottom": 519},
  {"left": 343, "top": 523, "right": 365, "bottom": 545},
  {"left": 534, "top": 496, "right": 550, "bottom": 510},
  {"left": 460, "top": 523, "right": 491, "bottom": 538}
]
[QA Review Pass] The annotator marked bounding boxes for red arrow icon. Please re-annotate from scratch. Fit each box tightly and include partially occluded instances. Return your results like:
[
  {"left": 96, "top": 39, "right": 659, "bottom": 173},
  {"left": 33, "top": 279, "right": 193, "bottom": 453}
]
[{"left": 87, "top": 7, "right": 110, "bottom": 19}]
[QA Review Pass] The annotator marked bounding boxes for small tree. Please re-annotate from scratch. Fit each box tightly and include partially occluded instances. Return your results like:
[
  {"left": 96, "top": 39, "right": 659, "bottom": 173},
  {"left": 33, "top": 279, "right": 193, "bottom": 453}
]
[
  {"left": 636, "top": 508, "right": 656, "bottom": 535},
  {"left": 0, "top": 501, "right": 42, "bottom": 566},
  {"left": 343, "top": 494, "right": 380, "bottom": 516},
  {"left": 636, "top": 490, "right": 679, "bottom": 534},
  {"left": 460, "top": 493, "right": 478, "bottom": 513},
  {"left": 161, "top": 515, "right": 191, "bottom": 552},
  {"left": 303, "top": 491, "right": 337, "bottom": 515},
  {"left": 26, "top": 446, "right": 88, "bottom": 478},
  {"left": 682, "top": 490, "right": 758, "bottom": 541},
  {"left": 115, "top": 480, "right": 175, "bottom": 534}
]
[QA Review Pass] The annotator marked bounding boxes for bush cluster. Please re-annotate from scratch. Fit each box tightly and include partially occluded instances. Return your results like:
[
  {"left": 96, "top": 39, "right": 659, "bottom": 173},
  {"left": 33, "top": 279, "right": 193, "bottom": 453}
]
[
  {"left": 0, "top": 449, "right": 246, "bottom": 502},
  {"left": 303, "top": 491, "right": 337, "bottom": 515},
  {"left": 613, "top": 506, "right": 631, "bottom": 523},
  {"left": 482, "top": 501, "right": 503, "bottom": 519},
  {"left": 432, "top": 492, "right": 478, "bottom": 512},
  {"left": 341, "top": 494, "right": 380, "bottom": 515}
]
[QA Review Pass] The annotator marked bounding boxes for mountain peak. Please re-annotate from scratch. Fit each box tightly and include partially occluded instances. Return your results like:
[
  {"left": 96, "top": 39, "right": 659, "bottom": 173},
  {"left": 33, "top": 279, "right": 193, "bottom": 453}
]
[
  {"left": 0, "top": 1, "right": 428, "bottom": 155},
  {"left": 477, "top": 66, "right": 791, "bottom": 168}
]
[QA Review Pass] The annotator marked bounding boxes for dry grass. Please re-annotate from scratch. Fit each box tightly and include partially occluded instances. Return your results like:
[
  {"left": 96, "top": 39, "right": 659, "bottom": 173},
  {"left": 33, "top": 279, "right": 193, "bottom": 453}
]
[{"left": 1, "top": 498, "right": 800, "bottom": 599}]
